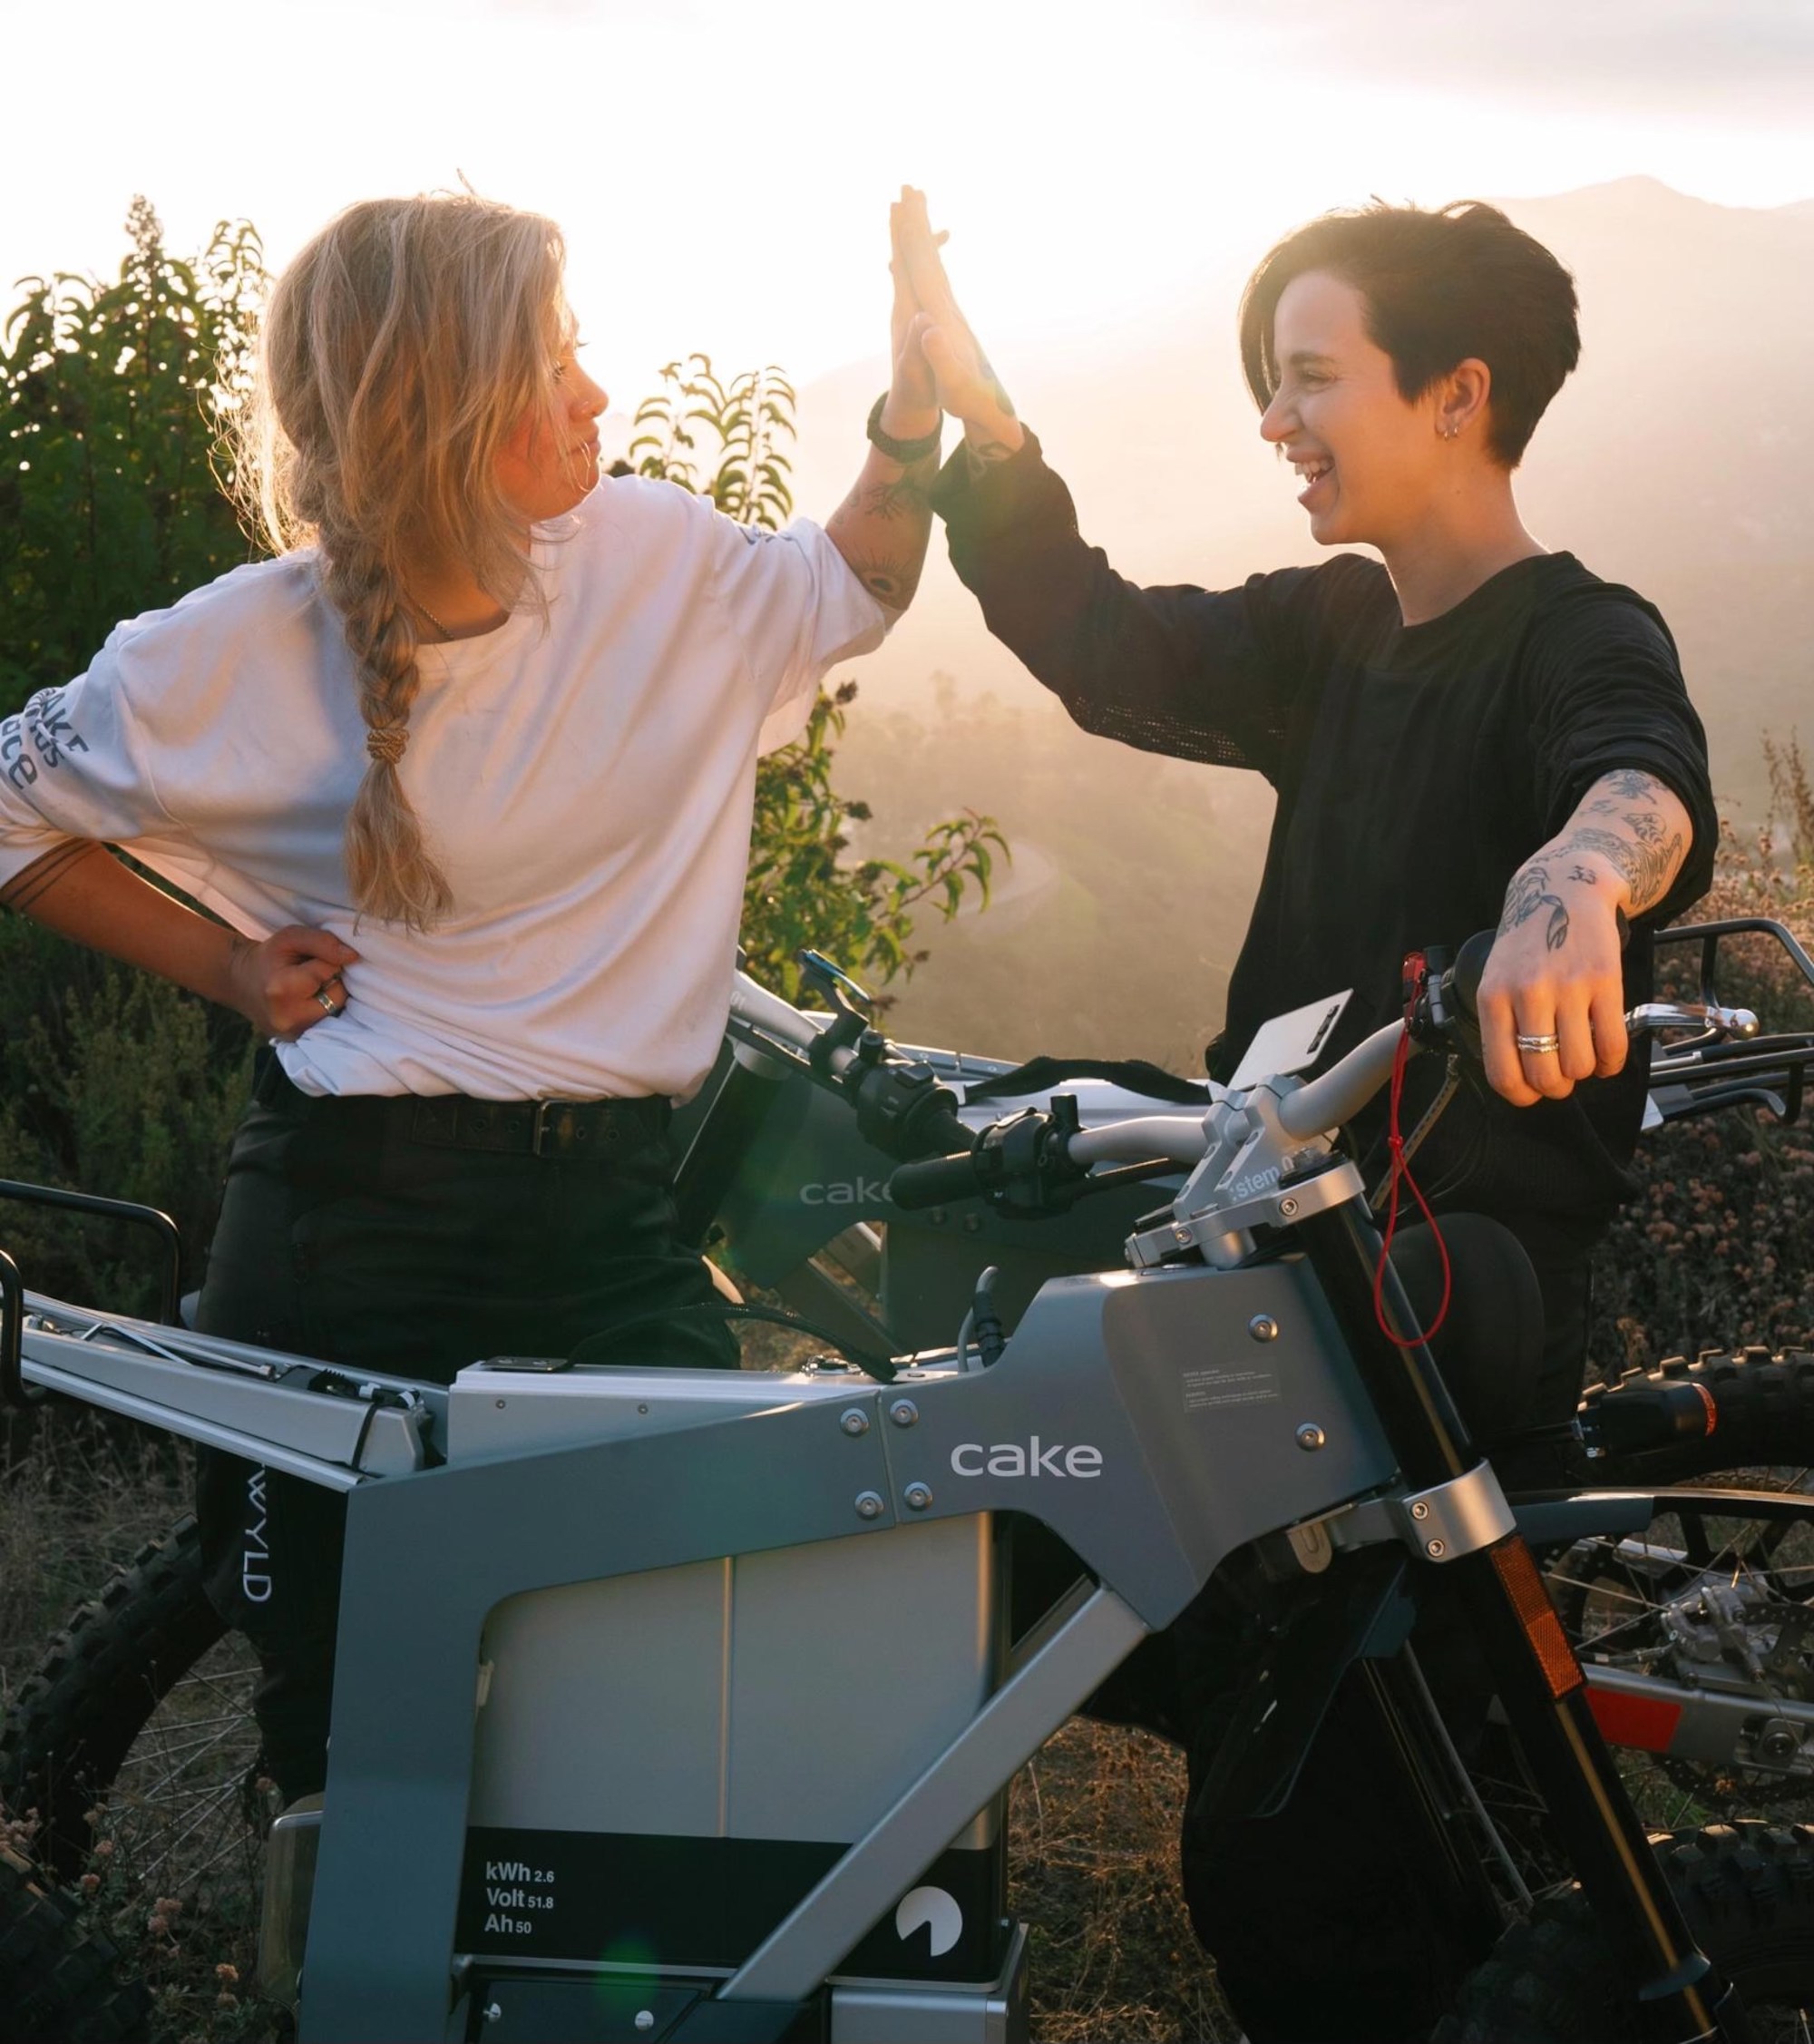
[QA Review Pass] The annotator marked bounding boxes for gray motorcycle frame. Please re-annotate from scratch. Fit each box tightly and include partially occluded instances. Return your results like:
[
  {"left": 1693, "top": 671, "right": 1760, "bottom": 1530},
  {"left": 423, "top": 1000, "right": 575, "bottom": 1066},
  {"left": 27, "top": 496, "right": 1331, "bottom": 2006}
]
[
  {"left": 20, "top": 1236, "right": 1453, "bottom": 2041},
  {"left": 307, "top": 1256, "right": 1395, "bottom": 2042}
]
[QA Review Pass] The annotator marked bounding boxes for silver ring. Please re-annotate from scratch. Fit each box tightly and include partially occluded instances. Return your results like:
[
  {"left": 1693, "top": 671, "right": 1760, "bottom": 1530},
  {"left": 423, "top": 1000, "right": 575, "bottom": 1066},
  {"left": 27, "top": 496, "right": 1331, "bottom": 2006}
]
[
  {"left": 1514, "top": 1032, "right": 1560, "bottom": 1054},
  {"left": 316, "top": 988, "right": 338, "bottom": 1015}
]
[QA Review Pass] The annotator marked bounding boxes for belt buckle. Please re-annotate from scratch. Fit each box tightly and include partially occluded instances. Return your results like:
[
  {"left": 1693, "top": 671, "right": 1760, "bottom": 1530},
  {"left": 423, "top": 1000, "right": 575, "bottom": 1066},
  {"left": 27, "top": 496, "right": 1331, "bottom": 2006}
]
[{"left": 531, "top": 1098, "right": 584, "bottom": 1157}]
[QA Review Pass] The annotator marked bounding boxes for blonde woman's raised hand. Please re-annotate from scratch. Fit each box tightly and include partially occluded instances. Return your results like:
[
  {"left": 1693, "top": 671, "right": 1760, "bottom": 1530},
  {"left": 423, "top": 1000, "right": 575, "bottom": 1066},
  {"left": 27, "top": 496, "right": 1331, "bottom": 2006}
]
[
  {"left": 225, "top": 925, "right": 362, "bottom": 1042},
  {"left": 887, "top": 190, "right": 940, "bottom": 417},
  {"left": 892, "top": 188, "right": 1022, "bottom": 452}
]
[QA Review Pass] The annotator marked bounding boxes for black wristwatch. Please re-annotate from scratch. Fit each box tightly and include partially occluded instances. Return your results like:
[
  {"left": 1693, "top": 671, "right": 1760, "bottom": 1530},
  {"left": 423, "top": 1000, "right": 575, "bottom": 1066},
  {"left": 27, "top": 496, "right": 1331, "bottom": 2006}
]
[{"left": 865, "top": 394, "right": 942, "bottom": 465}]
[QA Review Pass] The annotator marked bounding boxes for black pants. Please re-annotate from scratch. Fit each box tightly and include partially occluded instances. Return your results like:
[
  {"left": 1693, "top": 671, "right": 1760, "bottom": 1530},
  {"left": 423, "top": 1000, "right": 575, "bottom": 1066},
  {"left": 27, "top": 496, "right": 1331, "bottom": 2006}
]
[
  {"left": 195, "top": 1056, "right": 737, "bottom": 1802},
  {"left": 1177, "top": 1209, "right": 1596, "bottom": 2044}
]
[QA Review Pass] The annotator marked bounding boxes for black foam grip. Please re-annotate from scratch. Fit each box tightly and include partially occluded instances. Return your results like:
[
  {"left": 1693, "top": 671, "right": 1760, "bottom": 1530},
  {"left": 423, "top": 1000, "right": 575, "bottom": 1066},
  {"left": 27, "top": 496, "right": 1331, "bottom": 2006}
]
[
  {"left": 888, "top": 1150, "right": 982, "bottom": 1210},
  {"left": 1450, "top": 929, "right": 1497, "bottom": 1022},
  {"left": 908, "top": 1109, "right": 971, "bottom": 1160}
]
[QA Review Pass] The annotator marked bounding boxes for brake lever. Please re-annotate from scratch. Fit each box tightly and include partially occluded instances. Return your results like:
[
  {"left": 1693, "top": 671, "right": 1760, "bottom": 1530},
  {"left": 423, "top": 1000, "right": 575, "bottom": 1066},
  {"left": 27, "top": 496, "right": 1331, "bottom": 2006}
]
[
  {"left": 797, "top": 949, "right": 873, "bottom": 1022},
  {"left": 1626, "top": 1000, "right": 1760, "bottom": 1042}
]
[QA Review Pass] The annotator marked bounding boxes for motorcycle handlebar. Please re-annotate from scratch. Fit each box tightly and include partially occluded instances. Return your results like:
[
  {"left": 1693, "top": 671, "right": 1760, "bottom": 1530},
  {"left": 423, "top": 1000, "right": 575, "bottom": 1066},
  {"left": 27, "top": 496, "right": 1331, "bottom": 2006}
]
[
  {"left": 728, "top": 972, "right": 826, "bottom": 1058},
  {"left": 754, "top": 921, "right": 1763, "bottom": 1220},
  {"left": 1449, "top": 927, "right": 1497, "bottom": 1023},
  {"left": 889, "top": 1149, "right": 990, "bottom": 1211}
]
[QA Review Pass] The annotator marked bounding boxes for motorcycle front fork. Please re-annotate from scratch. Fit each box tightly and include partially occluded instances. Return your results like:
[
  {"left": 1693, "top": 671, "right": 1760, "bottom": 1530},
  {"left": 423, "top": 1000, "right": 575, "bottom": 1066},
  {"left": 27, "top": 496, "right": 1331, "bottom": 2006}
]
[{"left": 1299, "top": 1199, "right": 1752, "bottom": 2044}]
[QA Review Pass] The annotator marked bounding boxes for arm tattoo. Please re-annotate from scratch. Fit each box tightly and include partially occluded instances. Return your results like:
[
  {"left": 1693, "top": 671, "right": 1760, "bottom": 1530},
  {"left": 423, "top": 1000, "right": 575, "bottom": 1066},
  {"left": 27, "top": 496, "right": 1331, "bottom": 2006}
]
[
  {"left": 1601, "top": 768, "right": 1662, "bottom": 803},
  {"left": 1569, "top": 865, "right": 1598, "bottom": 885},
  {"left": 0, "top": 836, "right": 104, "bottom": 914},
  {"left": 1624, "top": 809, "right": 1665, "bottom": 845},
  {"left": 1500, "top": 864, "right": 1571, "bottom": 952},
  {"left": 829, "top": 527, "right": 927, "bottom": 604},
  {"left": 836, "top": 545, "right": 914, "bottom": 608},
  {"left": 1558, "top": 826, "right": 1684, "bottom": 911},
  {"left": 962, "top": 436, "right": 1019, "bottom": 482},
  {"left": 844, "top": 464, "right": 934, "bottom": 524},
  {"left": 831, "top": 449, "right": 938, "bottom": 609}
]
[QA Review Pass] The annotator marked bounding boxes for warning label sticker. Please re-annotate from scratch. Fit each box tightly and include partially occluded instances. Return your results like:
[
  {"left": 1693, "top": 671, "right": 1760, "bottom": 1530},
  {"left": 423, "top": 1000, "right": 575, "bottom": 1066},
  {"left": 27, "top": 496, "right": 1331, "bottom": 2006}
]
[{"left": 1182, "top": 1367, "right": 1280, "bottom": 1413}]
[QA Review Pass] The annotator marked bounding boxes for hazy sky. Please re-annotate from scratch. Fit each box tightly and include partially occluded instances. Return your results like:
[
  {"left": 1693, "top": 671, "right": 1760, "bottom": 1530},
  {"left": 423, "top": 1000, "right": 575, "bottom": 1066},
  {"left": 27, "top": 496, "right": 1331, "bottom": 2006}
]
[{"left": 5, "top": 0, "right": 1809, "bottom": 395}]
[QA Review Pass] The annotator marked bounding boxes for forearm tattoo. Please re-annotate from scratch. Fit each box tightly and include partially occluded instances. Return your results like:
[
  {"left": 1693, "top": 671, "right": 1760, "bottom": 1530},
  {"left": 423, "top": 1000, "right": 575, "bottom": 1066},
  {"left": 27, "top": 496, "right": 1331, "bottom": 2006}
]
[
  {"left": 845, "top": 470, "right": 931, "bottom": 524},
  {"left": 1498, "top": 865, "right": 1571, "bottom": 952},
  {"left": 962, "top": 435, "right": 1019, "bottom": 483},
  {"left": 1557, "top": 825, "right": 1684, "bottom": 912},
  {"left": 0, "top": 836, "right": 104, "bottom": 914},
  {"left": 1501, "top": 769, "right": 1686, "bottom": 949},
  {"left": 839, "top": 448, "right": 941, "bottom": 608}
]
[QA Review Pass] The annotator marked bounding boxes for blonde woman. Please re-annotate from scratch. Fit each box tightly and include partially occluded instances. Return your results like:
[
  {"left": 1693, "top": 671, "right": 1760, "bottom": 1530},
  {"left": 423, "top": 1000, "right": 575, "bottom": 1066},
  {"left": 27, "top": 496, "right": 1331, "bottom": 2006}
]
[{"left": 0, "top": 191, "right": 945, "bottom": 1800}]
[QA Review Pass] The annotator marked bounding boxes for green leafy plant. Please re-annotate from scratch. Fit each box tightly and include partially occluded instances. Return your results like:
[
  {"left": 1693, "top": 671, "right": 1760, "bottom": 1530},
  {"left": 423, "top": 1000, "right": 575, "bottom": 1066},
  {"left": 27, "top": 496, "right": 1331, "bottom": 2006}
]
[
  {"left": 0, "top": 198, "right": 265, "bottom": 712},
  {"left": 743, "top": 680, "right": 1005, "bottom": 1002},
  {"left": 0, "top": 914, "right": 253, "bottom": 1315},
  {"left": 628, "top": 353, "right": 796, "bottom": 532},
  {"left": 1590, "top": 746, "right": 1814, "bottom": 1368}
]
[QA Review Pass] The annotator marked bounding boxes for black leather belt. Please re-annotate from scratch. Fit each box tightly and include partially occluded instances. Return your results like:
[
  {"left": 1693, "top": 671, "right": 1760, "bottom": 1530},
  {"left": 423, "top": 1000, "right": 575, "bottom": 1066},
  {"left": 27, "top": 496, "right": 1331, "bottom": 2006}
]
[
  {"left": 251, "top": 1054, "right": 666, "bottom": 1159},
  {"left": 403, "top": 1093, "right": 667, "bottom": 1159}
]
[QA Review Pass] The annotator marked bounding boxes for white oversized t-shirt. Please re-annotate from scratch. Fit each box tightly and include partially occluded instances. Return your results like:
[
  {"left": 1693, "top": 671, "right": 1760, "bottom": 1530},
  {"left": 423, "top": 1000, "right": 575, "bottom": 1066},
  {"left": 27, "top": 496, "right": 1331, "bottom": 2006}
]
[{"left": 0, "top": 475, "right": 889, "bottom": 1100}]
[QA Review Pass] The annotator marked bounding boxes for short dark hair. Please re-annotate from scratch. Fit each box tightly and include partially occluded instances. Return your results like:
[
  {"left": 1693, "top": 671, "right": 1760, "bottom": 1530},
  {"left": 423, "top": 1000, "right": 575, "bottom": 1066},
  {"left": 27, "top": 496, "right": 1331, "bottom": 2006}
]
[{"left": 1238, "top": 201, "right": 1580, "bottom": 467}]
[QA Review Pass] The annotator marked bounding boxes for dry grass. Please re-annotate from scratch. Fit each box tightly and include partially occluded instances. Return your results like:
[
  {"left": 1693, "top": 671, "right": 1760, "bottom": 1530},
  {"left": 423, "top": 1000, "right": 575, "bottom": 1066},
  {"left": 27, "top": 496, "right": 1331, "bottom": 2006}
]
[
  {"left": 0, "top": 1410, "right": 194, "bottom": 1713},
  {"left": 1010, "top": 1720, "right": 1237, "bottom": 2042}
]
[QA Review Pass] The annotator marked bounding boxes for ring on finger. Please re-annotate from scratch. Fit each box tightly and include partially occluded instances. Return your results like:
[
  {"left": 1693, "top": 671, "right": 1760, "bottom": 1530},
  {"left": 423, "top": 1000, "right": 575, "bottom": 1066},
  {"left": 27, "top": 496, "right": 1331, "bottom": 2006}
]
[
  {"left": 316, "top": 983, "right": 341, "bottom": 1015},
  {"left": 1514, "top": 1032, "right": 1561, "bottom": 1054}
]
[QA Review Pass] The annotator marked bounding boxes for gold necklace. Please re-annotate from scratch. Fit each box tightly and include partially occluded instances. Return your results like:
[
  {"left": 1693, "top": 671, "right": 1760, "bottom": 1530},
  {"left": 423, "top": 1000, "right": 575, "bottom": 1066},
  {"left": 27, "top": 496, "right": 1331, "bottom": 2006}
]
[{"left": 414, "top": 596, "right": 456, "bottom": 641}]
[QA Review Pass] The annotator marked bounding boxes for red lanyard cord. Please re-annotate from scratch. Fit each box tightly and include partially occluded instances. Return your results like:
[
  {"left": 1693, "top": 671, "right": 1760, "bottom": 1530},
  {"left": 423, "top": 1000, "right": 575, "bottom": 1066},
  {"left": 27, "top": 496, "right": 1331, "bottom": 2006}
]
[{"left": 1371, "top": 961, "right": 1452, "bottom": 1348}]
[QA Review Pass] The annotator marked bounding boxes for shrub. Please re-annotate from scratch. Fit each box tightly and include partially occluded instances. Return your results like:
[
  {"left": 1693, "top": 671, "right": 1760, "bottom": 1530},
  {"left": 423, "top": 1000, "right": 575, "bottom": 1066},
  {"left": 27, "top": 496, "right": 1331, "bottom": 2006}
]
[{"left": 1589, "top": 738, "right": 1814, "bottom": 1369}]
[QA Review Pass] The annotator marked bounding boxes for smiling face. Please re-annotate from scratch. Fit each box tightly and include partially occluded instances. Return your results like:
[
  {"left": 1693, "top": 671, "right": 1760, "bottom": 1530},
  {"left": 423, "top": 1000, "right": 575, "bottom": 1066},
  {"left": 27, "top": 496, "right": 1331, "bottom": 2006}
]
[
  {"left": 494, "top": 343, "right": 609, "bottom": 523},
  {"left": 1257, "top": 269, "right": 1448, "bottom": 553}
]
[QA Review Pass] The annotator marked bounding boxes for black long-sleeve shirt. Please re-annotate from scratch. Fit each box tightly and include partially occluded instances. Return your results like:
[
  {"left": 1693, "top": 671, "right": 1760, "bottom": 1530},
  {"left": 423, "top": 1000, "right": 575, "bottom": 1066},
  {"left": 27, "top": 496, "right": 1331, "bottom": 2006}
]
[{"left": 930, "top": 431, "right": 1717, "bottom": 1226}]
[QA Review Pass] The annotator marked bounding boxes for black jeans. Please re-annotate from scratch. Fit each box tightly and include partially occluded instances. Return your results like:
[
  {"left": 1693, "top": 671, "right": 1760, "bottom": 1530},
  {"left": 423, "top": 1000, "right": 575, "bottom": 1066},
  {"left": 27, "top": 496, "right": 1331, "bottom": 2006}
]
[
  {"left": 1176, "top": 1208, "right": 1596, "bottom": 2044},
  {"left": 194, "top": 1055, "right": 737, "bottom": 1801}
]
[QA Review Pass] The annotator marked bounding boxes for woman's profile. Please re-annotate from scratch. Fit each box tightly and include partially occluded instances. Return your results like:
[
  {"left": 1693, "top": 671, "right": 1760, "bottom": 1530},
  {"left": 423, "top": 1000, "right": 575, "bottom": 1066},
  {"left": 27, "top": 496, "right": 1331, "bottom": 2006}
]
[{"left": 0, "top": 186, "right": 949, "bottom": 1803}]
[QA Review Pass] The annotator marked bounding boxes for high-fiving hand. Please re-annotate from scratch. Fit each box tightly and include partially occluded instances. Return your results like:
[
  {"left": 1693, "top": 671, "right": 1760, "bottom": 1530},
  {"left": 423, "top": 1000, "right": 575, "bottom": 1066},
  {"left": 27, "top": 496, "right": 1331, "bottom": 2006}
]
[
  {"left": 890, "top": 187, "right": 1022, "bottom": 448},
  {"left": 886, "top": 190, "right": 940, "bottom": 422}
]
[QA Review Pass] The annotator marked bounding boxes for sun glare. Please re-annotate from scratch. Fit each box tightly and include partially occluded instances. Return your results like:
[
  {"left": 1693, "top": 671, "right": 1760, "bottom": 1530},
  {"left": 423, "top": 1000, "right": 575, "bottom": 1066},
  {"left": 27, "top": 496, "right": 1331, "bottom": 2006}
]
[{"left": 2, "top": 0, "right": 1807, "bottom": 394}]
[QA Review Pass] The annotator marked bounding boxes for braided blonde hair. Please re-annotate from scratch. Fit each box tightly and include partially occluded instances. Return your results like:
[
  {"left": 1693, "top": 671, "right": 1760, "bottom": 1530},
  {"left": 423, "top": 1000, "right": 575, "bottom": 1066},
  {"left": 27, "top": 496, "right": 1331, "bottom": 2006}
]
[{"left": 234, "top": 194, "right": 571, "bottom": 927}]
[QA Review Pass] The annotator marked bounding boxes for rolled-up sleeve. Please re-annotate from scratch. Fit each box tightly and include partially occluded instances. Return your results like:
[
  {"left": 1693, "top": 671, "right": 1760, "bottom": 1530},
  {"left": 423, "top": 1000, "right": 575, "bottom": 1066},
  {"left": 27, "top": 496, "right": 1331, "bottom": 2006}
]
[
  {"left": 1526, "top": 589, "right": 1717, "bottom": 924},
  {"left": 0, "top": 639, "right": 176, "bottom": 887}
]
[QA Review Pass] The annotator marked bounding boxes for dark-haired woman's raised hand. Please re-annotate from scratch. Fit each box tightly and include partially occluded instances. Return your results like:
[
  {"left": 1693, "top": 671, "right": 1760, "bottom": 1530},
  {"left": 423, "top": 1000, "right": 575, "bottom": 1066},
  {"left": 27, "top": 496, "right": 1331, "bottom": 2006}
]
[{"left": 891, "top": 188, "right": 1023, "bottom": 456}]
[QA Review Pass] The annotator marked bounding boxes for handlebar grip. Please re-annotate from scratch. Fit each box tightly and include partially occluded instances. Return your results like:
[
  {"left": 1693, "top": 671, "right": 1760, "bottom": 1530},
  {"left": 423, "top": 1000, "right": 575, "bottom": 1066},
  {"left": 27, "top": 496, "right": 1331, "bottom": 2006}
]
[
  {"left": 1449, "top": 929, "right": 1497, "bottom": 1022},
  {"left": 907, "top": 1108, "right": 971, "bottom": 1160},
  {"left": 887, "top": 1149, "right": 982, "bottom": 1211}
]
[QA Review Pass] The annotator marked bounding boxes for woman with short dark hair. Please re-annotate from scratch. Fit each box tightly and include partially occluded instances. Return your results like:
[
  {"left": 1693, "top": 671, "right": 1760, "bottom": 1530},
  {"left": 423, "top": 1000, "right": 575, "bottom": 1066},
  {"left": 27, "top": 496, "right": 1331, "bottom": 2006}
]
[
  {"left": 894, "top": 189, "right": 1716, "bottom": 2041},
  {"left": 1239, "top": 200, "right": 1582, "bottom": 468}
]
